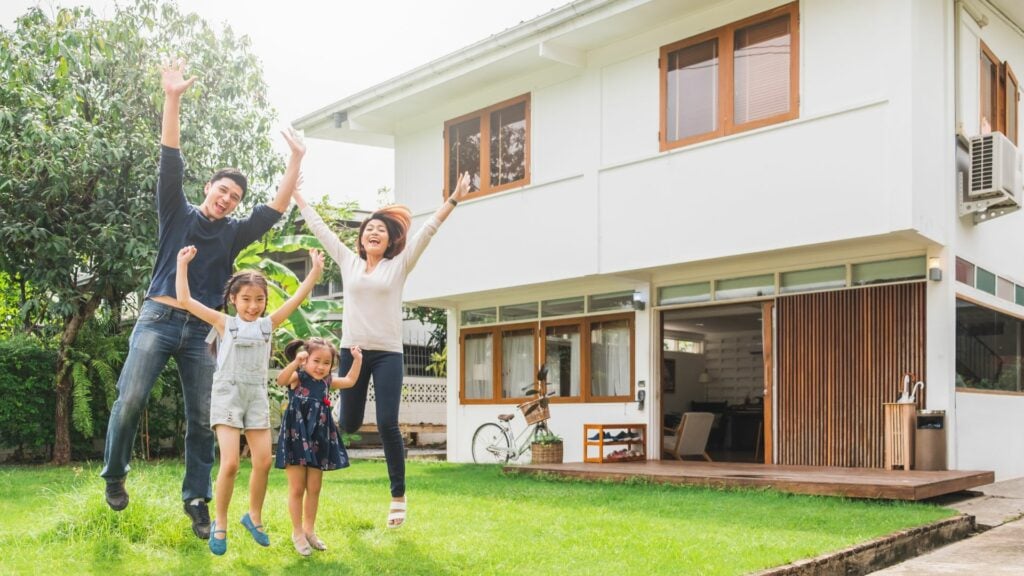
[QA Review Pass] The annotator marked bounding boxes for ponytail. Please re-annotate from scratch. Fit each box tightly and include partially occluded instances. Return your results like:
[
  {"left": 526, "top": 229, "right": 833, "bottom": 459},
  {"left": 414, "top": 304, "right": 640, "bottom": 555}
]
[{"left": 284, "top": 339, "right": 307, "bottom": 362}]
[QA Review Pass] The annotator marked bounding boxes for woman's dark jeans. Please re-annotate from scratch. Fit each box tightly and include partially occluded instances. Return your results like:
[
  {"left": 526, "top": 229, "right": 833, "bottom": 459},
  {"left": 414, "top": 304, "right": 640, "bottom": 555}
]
[{"left": 338, "top": 349, "right": 405, "bottom": 497}]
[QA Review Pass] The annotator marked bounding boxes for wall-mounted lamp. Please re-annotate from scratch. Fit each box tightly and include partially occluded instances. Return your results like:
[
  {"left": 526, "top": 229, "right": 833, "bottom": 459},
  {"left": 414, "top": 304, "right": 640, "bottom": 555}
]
[
  {"left": 632, "top": 291, "right": 647, "bottom": 311},
  {"left": 928, "top": 257, "right": 943, "bottom": 282},
  {"left": 698, "top": 369, "right": 712, "bottom": 385}
]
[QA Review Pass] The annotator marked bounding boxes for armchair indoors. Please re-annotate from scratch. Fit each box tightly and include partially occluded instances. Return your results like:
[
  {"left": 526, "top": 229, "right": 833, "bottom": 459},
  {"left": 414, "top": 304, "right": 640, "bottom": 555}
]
[{"left": 663, "top": 412, "right": 715, "bottom": 462}]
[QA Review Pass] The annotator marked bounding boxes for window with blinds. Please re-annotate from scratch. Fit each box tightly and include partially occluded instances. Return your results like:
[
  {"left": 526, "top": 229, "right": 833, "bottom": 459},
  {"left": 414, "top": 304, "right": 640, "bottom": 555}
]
[{"left": 660, "top": 2, "right": 799, "bottom": 151}]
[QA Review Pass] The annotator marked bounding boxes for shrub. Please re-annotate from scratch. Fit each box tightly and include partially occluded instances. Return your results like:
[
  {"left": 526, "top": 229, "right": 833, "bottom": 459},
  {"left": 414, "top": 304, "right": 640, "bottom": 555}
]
[{"left": 0, "top": 334, "right": 57, "bottom": 458}]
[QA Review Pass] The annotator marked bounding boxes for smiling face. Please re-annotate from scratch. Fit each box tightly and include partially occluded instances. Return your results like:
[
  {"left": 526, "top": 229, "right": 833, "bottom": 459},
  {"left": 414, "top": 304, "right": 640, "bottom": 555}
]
[
  {"left": 229, "top": 284, "right": 267, "bottom": 322},
  {"left": 303, "top": 347, "right": 336, "bottom": 381},
  {"left": 200, "top": 177, "right": 244, "bottom": 220},
  {"left": 360, "top": 218, "right": 390, "bottom": 259}
]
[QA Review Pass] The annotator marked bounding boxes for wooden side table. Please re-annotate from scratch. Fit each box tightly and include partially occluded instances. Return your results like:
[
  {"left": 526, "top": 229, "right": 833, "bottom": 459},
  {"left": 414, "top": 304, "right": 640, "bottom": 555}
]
[{"left": 883, "top": 403, "right": 917, "bottom": 470}]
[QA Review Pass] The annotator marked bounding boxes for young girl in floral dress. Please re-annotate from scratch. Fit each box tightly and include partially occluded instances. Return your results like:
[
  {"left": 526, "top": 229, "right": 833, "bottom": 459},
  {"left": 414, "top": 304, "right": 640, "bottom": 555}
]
[{"left": 276, "top": 338, "right": 362, "bottom": 555}]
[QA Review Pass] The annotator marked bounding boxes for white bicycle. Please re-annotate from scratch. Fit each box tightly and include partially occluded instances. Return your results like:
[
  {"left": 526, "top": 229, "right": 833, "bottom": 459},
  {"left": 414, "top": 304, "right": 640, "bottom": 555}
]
[{"left": 471, "top": 367, "right": 554, "bottom": 464}]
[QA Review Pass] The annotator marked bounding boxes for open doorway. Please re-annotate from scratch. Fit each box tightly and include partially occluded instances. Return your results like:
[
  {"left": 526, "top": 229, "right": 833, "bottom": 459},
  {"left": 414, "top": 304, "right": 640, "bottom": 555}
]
[{"left": 661, "top": 303, "right": 765, "bottom": 463}]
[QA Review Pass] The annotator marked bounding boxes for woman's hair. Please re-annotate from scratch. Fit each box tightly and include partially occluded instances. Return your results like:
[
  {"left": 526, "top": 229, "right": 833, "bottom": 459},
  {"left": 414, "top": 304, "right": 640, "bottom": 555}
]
[
  {"left": 284, "top": 337, "right": 339, "bottom": 371},
  {"left": 357, "top": 204, "right": 412, "bottom": 260},
  {"left": 222, "top": 270, "right": 269, "bottom": 312}
]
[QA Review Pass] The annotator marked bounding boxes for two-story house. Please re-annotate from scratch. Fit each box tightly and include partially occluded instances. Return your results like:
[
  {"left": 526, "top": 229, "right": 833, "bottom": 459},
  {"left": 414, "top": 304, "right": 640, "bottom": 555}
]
[{"left": 295, "top": 0, "right": 1024, "bottom": 479}]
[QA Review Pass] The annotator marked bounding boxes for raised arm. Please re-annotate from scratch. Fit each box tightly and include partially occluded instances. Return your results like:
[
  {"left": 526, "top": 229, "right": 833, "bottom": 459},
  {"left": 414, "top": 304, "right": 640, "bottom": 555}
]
[
  {"left": 160, "top": 59, "right": 197, "bottom": 149},
  {"left": 295, "top": 189, "right": 355, "bottom": 267},
  {"left": 434, "top": 171, "right": 471, "bottom": 225},
  {"left": 276, "top": 350, "right": 308, "bottom": 390},
  {"left": 175, "top": 246, "right": 226, "bottom": 334},
  {"left": 331, "top": 347, "right": 363, "bottom": 389},
  {"left": 269, "top": 249, "right": 324, "bottom": 327},
  {"left": 266, "top": 128, "right": 306, "bottom": 213}
]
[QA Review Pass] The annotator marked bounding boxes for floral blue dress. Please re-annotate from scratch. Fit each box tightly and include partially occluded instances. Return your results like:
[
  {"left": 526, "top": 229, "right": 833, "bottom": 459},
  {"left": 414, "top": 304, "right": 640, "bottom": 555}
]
[{"left": 275, "top": 370, "right": 348, "bottom": 470}]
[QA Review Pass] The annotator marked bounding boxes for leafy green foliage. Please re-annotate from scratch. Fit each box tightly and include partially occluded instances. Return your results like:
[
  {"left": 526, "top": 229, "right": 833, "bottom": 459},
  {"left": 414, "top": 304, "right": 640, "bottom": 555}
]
[
  {"left": 0, "top": 0, "right": 283, "bottom": 462},
  {"left": 0, "top": 335, "right": 57, "bottom": 455}
]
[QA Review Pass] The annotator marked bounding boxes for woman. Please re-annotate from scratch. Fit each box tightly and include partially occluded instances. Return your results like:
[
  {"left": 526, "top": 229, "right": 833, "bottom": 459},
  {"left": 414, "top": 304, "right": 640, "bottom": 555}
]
[{"left": 295, "top": 172, "right": 470, "bottom": 528}]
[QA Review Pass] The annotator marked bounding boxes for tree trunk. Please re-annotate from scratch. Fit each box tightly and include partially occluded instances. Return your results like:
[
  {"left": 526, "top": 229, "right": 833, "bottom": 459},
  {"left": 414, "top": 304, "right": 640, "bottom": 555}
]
[{"left": 52, "top": 292, "right": 103, "bottom": 465}]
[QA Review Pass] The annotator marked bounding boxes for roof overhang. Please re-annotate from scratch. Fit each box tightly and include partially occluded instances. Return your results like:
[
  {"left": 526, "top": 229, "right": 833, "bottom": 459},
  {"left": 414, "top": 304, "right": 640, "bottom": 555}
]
[{"left": 293, "top": 0, "right": 717, "bottom": 147}]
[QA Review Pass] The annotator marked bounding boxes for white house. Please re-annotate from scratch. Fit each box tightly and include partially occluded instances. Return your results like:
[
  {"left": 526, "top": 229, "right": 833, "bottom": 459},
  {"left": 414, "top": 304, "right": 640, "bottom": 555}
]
[{"left": 296, "top": 0, "right": 1024, "bottom": 479}]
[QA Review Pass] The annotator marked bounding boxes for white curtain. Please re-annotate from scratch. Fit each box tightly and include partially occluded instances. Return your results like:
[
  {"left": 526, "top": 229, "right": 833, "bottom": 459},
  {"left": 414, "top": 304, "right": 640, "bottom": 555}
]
[
  {"left": 592, "top": 320, "right": 630, "bottom": 397},
  {"left": 502, "top": 330, "right": 534, "bottom": 398},
  {"left": 465, "top": 333, "right": 493, "bottom": 399}
]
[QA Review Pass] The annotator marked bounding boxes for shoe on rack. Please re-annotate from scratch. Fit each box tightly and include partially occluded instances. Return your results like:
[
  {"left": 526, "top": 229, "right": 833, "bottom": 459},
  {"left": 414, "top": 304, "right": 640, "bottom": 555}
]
[
  {"left": 184, "top": 499, "right": 211, "bottom": 539},
  {"left": 104, "top": 478, "right": 129, "bottom": 511},
  {"left": 612, "top": 431, "right": 629, "bottom": 441},
  {"left": 240, "top": 512, "right": 270, "bottom": 547}
]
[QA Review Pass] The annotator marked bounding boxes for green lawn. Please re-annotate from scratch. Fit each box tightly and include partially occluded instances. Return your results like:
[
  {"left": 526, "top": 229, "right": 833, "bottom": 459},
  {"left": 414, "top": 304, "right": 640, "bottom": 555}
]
[{"left": 0, "top": 459, "right": 954, "bottom": 575}]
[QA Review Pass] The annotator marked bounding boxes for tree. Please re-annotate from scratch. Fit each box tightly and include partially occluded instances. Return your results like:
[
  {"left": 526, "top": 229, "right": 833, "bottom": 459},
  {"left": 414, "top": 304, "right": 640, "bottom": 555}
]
[{"left": 0, "top": 1, "right": 283, "bottom": 464}]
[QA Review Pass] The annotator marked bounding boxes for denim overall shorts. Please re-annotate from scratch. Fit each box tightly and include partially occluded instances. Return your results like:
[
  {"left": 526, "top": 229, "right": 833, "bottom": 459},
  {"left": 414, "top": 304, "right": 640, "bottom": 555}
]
[{"left": 209, "top": 316, "right": 273, "bottom": 430}]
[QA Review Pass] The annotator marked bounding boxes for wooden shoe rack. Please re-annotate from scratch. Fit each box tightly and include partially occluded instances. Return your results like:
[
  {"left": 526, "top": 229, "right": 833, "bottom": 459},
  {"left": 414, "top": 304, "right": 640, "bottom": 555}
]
[{"left": 583, "top": 423, "right": 647, "bottom": 463}]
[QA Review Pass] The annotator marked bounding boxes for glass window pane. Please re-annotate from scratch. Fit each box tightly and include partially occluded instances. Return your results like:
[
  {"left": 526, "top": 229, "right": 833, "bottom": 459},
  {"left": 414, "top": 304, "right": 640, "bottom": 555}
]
[
  {"left": 1017, "top": 284, "right": 1024, "bottom": 306},
  {"left": 501, "top": 328, "right": 535, "bottom": 398},
  {"left": 461, "top": 307, "right": 496, "bottom": 326},
  {"left": 499, "top": 302, "right": 537, "bottom": 322},
  {"left": 588, "top": 291, "right": 634, "bottom": 312},
  {"left": 590, "top": 319, "right": 631, "bottom": 397},
  {"left": 464, "top": 332, "right": 494, "bottom": 399},
  {"left": 851, "top": 257, "right": 926, "bottom": 286},
  {"left": 976, "top": 268, "right": 997, "bottom": 295},
  {"left": 715, "top": 274, "right": 775, "bottom": 300},
  {"left": 658, "top": 282, "right": 711, "bottom": 305},
  {"left": 541, "top": 296, "right": 585, "bottom": 317},
  {"left": 734, "top": 14, "right": 792, "bottom": 124},
  {"left": 448, "top": 117, "right": 481, "bottom": 194},
  {"left": 956, "top": 299, "right": 1022, "bottom": 392},
  {"left": 779, "top": 266, "right": 846, "bottom": 294},
  {"left": 998, "top": 277, "right": 1015, "bottom": 301},
  {"left": 666, "top": 39, "right": 718, "bottom": 141},
  {"left": 489, "top": 101, "right": 527, "bottom": 187},
  {"left": 981, "top": 51, "right": 999, "bottom": 133},
  {"left": 955, "top": 257, "right": 975, "bottom": 285},
  {"left": 545, "top": 324, "right": 580, "bottom": 398}
]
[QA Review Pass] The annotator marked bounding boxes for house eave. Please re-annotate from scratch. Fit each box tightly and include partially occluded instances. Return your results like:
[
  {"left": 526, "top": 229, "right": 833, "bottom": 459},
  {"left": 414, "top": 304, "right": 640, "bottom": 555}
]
[{"left": 293, "top": 0, "right": 713, "bottom": 146}]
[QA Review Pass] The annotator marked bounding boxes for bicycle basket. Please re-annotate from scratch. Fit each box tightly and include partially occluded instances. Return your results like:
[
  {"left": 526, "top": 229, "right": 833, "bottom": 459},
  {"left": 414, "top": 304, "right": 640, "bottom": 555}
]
[{"left": 518, "top": 397, "right": 550, "bottom": 425}]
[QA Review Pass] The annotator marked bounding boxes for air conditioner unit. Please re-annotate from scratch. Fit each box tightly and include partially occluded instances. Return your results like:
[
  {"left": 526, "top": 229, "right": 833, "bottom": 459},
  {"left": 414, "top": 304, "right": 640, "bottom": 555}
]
[{"left": 959, "top": 132, "right": 1022, "bottom": 223}]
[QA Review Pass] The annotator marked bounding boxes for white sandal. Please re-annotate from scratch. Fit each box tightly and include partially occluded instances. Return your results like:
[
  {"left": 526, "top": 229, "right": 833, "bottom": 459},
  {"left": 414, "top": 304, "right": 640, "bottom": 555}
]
[
  {"left": 386, "top": 500, "right": 407, "bottom": 529},
  {"left": 292, "top": 533, "right": 312, "bottom": 556}
]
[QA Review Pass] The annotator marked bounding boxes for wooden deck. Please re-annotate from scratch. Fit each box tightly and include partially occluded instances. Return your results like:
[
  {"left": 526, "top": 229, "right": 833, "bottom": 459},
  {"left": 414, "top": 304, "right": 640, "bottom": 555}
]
[{"left": 506, "top": 460, "right": 994, "bottom": 501}]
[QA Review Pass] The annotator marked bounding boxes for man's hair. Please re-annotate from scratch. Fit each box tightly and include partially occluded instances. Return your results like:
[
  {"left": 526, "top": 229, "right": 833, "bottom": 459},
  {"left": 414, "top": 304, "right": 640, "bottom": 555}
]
[{"left": 208, "top": 168, "right": 248, "bottom": 199}]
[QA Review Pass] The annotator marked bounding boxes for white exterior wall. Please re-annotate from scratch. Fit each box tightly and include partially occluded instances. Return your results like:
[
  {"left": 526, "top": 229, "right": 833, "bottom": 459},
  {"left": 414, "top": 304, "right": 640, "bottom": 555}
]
[{"left": 375, "top": 0, "right": 1024, "bottom": 471}]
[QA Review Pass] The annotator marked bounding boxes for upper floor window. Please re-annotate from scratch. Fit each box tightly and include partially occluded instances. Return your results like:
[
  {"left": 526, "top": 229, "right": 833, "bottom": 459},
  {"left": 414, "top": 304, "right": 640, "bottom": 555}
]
[
  {"left": 660, "top": 2, "right": 799, "bottom": 151},
  {"left": 444, "top": 94, "right": 531, "bottom": 201},
  {"left": 980, "top": 41, "right": 1019, "bottom": 144}
]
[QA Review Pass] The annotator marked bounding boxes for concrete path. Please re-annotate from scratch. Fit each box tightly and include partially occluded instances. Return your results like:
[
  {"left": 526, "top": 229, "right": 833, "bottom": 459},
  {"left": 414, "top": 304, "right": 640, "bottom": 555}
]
[{"left": 871, "top": 477, "right": 1024, "bottom": 575}]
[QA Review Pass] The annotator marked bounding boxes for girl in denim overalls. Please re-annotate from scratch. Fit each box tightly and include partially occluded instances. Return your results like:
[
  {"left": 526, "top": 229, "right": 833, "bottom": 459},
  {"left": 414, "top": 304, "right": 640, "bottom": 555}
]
[{"left": 176, "top": 245, "right": 325, "bottom": 556}]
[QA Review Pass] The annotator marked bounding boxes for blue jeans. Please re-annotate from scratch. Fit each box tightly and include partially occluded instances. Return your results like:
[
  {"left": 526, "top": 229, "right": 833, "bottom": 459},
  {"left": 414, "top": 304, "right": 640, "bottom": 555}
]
[
  {"left": 338, "top": 349, "right": 405, "bottom": 497},
  {"left": 101, "top": 300, "right": 217, "bottom": 502}
]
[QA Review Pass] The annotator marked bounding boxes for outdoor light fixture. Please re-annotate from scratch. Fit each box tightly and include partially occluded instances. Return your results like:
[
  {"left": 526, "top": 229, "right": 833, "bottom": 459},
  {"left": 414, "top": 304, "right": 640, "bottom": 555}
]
[
  {"left": 928, "top": 257, "right": 943, "bottom": 282},
  {"left": 632, "top": 291, "right": 647, "bottom": 311}
]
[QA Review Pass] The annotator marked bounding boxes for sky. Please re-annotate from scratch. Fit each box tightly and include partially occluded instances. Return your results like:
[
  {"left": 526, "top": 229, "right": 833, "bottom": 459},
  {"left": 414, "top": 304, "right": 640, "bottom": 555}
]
[{"left": 0, "top": 0, "right": 567, "bottom": 209}]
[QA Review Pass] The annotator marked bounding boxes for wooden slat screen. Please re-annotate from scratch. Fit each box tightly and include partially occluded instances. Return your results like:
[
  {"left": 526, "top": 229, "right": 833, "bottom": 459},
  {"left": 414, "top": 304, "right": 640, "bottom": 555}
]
[{"left": 776, "top": 283, "right": 926, "bottom": 468}]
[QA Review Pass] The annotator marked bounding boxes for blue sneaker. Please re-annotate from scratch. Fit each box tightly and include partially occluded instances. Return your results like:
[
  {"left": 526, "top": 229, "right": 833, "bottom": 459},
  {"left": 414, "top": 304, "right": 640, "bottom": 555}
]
[
  {"left": 208, "top": 520, "right": 227, "bottom": 555},
  {"left": 241, "top": 512, "right": 270, "bottom": 547}
]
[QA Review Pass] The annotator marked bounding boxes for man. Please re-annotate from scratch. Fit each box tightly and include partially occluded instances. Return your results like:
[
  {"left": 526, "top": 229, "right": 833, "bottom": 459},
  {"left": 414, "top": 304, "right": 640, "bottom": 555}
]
[{"left": 101, "top": 59, "right": 305, "bottom": 540}]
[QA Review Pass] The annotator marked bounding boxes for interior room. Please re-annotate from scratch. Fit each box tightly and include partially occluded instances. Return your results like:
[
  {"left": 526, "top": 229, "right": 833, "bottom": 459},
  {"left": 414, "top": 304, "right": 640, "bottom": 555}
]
[{"left": 661, "top": 303, "right": 765, "bottom": 462}]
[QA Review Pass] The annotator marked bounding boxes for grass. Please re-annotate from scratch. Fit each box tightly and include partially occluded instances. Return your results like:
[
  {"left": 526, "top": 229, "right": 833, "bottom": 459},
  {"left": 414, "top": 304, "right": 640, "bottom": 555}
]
[{"left": 0, "top": 459, "right": 955, "bottom": 575}]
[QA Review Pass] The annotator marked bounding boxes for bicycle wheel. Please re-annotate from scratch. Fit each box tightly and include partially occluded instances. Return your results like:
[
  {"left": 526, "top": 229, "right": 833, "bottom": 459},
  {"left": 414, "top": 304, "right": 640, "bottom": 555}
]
[{"left": 471, "top": 423, "right": 512, "bottom": 464}]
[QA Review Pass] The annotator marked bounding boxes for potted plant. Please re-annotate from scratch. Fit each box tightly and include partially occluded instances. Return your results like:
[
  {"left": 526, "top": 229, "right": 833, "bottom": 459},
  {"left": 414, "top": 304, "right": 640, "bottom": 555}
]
[{"left": 530, "top": 428, "right": 563, "bottom": 464}]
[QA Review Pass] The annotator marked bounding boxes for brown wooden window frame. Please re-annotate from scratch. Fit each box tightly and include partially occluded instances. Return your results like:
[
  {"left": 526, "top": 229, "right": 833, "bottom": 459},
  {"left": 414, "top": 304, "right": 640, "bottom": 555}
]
[
  {"left": 458, "top": 312, "right": 636, "bottom": 405},
  {"left": 980, "top": 41, "right": 1020, "bottom": 145},
  {"left": 659, "top": 2, "right": 800, "bottom": 152},
  {"left": 443, "top": 93, "right": 531, "bottom": 202}
]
